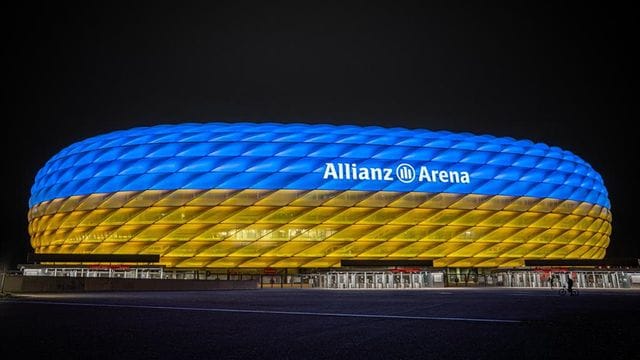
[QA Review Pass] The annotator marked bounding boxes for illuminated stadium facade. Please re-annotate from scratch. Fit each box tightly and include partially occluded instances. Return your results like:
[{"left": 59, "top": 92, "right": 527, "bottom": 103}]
[{"left": 28, "top": 122, "right": 611, "bottom": 270}]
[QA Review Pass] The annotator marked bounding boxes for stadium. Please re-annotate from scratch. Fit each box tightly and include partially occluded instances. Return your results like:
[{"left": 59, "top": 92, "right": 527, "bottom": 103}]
[{"left": 25, "top": 122, "right": 615, "bottom": 287}]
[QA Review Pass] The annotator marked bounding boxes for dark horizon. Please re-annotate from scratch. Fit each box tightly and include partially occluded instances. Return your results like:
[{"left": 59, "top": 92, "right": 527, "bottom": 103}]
[{"left": 3, "top": 3, "right": 637, "bottom": 268}]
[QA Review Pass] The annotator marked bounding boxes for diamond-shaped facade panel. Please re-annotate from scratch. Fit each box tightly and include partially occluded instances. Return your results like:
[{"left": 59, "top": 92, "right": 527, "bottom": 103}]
[{"left": 28, "top": 122, "right": 611, "bottom": 268}]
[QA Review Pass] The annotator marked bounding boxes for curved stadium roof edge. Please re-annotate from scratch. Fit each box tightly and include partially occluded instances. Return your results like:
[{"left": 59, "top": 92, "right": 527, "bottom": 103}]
[{"left": 30, "top": 122, "right": 609, "bottom": 209}]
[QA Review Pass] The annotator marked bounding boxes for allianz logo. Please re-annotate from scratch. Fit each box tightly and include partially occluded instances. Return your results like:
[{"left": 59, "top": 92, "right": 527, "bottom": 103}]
[{"left": 322, "top": 162, "right": 470, "bottom": 184}]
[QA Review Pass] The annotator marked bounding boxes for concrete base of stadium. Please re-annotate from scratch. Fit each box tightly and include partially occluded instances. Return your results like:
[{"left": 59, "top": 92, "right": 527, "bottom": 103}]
[{"left": 1, "top": 275, "right": 258, "bottom": 293}]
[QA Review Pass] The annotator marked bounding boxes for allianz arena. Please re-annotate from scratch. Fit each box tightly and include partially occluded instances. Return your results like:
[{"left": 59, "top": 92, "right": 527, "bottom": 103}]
[{"left": 28, "top": 122, "right": 611, "bottom": 269}]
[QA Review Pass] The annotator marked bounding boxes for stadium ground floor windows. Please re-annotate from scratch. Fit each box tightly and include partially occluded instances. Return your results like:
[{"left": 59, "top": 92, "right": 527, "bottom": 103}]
[
  {"left": 303, "top": 269, "right": 638, "bottom": 289},
  {"left": 15, "top": 265, "right": 640, "bottom": 289},
  {"left": 490, "top": 269, "right": 632, "bottom": 288},
  {"left": 305, "top": 270, "right": 444, "bottom": 289}
]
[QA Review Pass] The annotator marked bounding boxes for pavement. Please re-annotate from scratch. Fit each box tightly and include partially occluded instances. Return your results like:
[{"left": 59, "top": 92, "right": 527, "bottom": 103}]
[{"left": 1, "top": 288, "right": 639, "bottom": 359}]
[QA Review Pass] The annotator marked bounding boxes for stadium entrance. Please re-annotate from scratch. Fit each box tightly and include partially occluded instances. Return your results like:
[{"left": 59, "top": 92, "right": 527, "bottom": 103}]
[
  {"left": 490, "top": 269, "right": 633, "bottom": 288},
  {"left": 306, "top": 270, "right": 445, "bottom": 289}
]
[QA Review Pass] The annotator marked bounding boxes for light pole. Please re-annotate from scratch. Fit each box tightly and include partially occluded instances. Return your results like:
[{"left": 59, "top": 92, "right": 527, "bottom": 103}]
[{"left": 0, "top": 263, "right": 7, "bottom": 295}]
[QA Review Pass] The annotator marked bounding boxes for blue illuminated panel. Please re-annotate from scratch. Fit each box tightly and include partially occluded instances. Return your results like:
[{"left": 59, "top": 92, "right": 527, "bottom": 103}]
[{"left": 30, "top": 122, "right": 610, "bottom": 208}]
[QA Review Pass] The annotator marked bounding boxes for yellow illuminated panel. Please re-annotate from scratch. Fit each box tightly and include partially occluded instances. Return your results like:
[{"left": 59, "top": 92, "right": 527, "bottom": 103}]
[
  {"left": 257, "top": 207, "right": 312, "bottom": 224},
  {"left": 255, "top": 190, "right": 309, "bottom": 206},
  {"left": 28, "top": 189, "right": 612, "bottom": 268},
  {"left": 99, "top": 191, "right": 139, "bottom": 209},
  {"left": 326, "top": 207, "right": 377, "bottom": 224},
  {"left": 263, "top": 241, "right": 317, "bottom": 257}
]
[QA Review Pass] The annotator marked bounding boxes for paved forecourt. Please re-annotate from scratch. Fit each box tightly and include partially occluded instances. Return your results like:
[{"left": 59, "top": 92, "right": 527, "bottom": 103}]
[{"left": 1, "top": 288, "right": 639, "bottom": 359}]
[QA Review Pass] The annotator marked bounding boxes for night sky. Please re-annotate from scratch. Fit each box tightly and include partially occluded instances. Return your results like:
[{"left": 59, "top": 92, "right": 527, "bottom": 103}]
[{"left": 3, "top": 3, "right": 637, "bottom": 268}]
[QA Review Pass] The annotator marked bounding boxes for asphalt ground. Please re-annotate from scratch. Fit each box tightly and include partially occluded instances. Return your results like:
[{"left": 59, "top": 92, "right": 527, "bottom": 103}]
[{"left": 1, "top": 288, "right": 639, "bottom": 360}]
